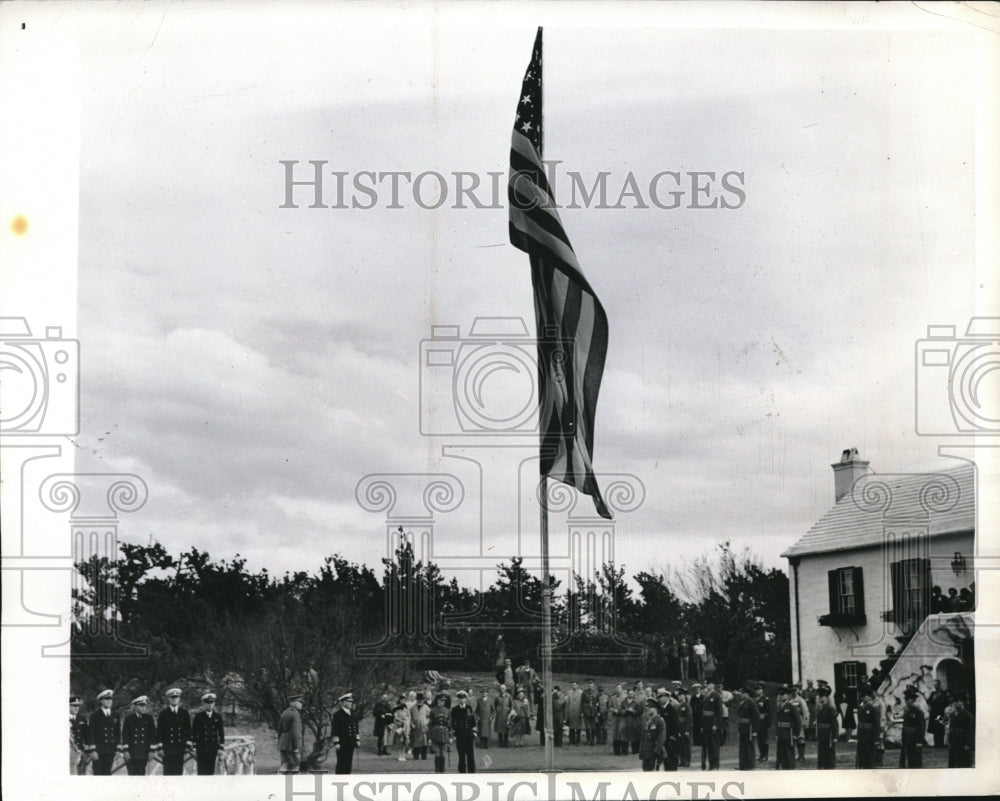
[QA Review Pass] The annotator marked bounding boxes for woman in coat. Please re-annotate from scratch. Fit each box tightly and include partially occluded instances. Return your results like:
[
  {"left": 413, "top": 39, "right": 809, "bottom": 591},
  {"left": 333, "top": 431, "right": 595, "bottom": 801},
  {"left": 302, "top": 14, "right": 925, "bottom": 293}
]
[
  {"left": 509, "top": 690, "right": 529, "bottom": 747},
  {"left": 391, "top": 697, "right": 411, "bottom": 762}
]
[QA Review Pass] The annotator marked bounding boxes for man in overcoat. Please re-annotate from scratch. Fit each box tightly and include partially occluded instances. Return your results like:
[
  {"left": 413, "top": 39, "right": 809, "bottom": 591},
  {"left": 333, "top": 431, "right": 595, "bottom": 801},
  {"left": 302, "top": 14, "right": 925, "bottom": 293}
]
[{"left": 277, "top": 694, "right": 304, "bottom": 773}]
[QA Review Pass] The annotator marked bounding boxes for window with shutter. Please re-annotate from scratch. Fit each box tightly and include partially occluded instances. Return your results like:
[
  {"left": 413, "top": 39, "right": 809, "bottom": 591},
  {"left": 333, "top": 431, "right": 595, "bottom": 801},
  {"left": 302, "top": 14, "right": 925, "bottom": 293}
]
[
  {"left": 819, "top": 567, "right": 867, "bottom": 626},
  {"left": 885, "top": 558, "right": 930, "bottom": 629}
]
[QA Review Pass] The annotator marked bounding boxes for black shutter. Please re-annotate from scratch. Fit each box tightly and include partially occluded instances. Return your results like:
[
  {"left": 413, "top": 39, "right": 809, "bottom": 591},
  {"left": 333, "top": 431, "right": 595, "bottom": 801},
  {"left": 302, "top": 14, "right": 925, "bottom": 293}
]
[
  {"left": 833, "top": 662, "right": 846, "bottom": 704},
  {"left": 852, "top": 567, "right": 865, "bottom": 617},
  {"left": 828, "top": 569, "right": 839, "bottom": 615},
  {"left": 890, "top": 560, "right": 905, "bottom": 623},
  {"left": 919, "top": 558, "right": 932, "bottom": 620}
]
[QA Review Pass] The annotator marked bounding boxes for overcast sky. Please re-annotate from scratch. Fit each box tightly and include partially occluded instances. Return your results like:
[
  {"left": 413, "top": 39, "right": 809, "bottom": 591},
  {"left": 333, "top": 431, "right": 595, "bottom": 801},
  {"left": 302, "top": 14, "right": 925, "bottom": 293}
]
[{"left": 51, "top": 2, "right": 996, "bottom": 589}]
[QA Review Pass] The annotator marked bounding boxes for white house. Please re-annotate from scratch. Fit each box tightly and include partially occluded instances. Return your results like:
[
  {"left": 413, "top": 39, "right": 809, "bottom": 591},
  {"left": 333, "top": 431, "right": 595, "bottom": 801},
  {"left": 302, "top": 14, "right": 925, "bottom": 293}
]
[{"left": 782, "top": 449, "right": 975, "bottom": 738}]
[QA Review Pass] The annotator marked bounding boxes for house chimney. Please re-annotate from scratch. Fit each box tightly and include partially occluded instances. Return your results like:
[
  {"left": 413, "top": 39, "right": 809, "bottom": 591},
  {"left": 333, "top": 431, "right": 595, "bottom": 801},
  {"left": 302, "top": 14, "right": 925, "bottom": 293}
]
[{"left": 831, "top": 447, "right": 870, "bottom": 503}]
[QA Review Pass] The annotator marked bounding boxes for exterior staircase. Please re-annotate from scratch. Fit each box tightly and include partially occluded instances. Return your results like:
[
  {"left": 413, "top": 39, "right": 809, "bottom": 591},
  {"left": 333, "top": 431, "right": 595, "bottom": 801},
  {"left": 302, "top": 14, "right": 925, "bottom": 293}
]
[{"left": 874, "top": 612, "right": 974, "bottom": 744}]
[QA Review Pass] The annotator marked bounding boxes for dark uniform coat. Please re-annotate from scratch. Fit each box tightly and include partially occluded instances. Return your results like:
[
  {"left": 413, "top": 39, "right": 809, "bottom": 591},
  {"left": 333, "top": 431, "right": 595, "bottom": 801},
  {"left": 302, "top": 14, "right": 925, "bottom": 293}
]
[
  {"left": 192, "top": 710, "right": 225, "bottom": 753},
  {"left": 192, "top": 710, "right": 225, "bottom": 775},
  {"left": 450, "top": 703, "right": 478, "bottom": 773},
  {"left": 946, "top": 707, "right": 974, "bottom": 768},
  {"left": 429, "top": 705, "right": 451, "bottom": 750},
  {"left": 690, "top": 693, "right": 704, "bottom": 746},
  {"left": 676, "top": 698, "right": 693, "bottom": 767},
  {"left": 815, "top": 702, "right": 839, "bottom": 769},
  {"left": 373, "top": 699, "right": 393, "bottom": 751},
  {"left": 122, "top": 712, "right": 157, "bottom": 759},
  {"left": 88, "top": 708, "right": 121, "bottom": 775},
  {"left": 552, "top": 692, "right": 567, "bottom": 746},
  {"left": 638, "top": 711, "right": 666, "bottom": 770},
  {"left": 899, "top": 705, "right": 925, "bottom": 768},
  {"left": 700, "top": 690, "right": 725, "bottom": 770},
  {"left": 736, "top": 697, "right": 760, "bottom": 770},
  {"left": 88, "top": 709, "right": 121, "bottom": 755},
  {"left": 755, "top": 695, "right": 773, "bottom": 761},
  {"left": 157, "top": 705, "right": 192, "bottom": 776},
  {"left": 331, "top": 707, "right": 360, "bottom": 775},
  {"left": 854, "top": 702, "right": 882, "bottom": 769},
  {"left": 156, "top": 706, "right": 192, "bottom": 756},
  {"left": 774, "top": 701, "right": 801, "bottom": 770},
  {"left": 659, "top": 699, "right": 680, "bottom": 771},
  {"left": 72, "top": 712, "right": 89, "bottom": 750}
]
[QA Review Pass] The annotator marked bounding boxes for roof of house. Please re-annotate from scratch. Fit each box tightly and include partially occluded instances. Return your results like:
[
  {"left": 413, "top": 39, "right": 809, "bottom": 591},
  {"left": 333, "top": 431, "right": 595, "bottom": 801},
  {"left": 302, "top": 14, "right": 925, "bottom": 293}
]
[{"left": 782, "top": 463, "right": 975, "bottom": 559}]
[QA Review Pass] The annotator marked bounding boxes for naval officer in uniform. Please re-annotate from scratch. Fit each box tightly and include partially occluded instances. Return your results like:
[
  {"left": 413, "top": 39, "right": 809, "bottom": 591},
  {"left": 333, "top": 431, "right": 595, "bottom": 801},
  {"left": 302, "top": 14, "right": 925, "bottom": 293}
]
[
  {"left": 156, "top": 687, "right": 192, "bottom": 775},
  {"left": 121, "top": 695, "right": 157, "bottom": 775},
  {"left": 87, "top": 689, "right": 121, "bottom": 776},
  {"left": 192, "top": 691, "right": 225, "bottom": 775}
]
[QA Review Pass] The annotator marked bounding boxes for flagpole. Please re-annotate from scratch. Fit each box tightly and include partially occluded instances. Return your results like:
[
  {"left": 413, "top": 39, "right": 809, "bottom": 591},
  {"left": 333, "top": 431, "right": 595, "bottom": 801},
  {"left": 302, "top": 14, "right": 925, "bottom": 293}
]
[
  {"left": 540, "top": 475, "right": 555, "bottom": 771},
  {"left": 534, "top": 25, "right": 556, "bottom": 775}
]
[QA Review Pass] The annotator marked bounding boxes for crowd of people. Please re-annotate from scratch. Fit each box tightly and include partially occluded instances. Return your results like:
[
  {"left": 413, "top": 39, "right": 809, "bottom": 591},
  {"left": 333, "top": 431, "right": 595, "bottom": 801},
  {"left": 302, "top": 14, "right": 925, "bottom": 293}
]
[
  {"left": 930, "top": 581, "right": 976, "bottom": 614},
  {"left": 69, "top": 667, "right": 975, "bottom": 776},
  {"left": 368, "top": 667, "right": 976, "bottom": 773},
  {"left": 658, "top": 637, "right": 714, "bottom": 681}
]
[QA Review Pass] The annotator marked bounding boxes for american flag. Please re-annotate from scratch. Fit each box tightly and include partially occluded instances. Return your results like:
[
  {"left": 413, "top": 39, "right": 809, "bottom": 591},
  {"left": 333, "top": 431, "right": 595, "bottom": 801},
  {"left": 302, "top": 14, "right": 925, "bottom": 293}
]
[{"left": 508, "top": 27, "right": 612, "bottom": 520}]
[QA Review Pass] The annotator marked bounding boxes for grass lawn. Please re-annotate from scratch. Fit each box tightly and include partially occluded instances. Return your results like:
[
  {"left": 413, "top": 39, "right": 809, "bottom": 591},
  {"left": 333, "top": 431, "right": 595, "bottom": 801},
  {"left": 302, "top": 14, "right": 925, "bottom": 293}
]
[{"left": 246, "top": 670, "right": 958, "bottom": 774}]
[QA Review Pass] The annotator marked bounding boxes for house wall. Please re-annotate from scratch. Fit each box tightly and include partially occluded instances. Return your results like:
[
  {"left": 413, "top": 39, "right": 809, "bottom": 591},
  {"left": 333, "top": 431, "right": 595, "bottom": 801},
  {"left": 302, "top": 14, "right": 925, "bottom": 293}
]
[{"left": 788, "top": 530, "right": 973, "bottom": 686}]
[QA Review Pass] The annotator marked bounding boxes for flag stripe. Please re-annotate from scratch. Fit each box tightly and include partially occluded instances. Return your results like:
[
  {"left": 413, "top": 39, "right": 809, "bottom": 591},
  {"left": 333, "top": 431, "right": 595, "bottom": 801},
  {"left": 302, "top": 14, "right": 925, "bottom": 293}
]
[
  {"left": 508, "top": 185, "right": 573, "bottom": 251},
  {"left": 510, "top": 146, "right": 553, "bottom": 199}
]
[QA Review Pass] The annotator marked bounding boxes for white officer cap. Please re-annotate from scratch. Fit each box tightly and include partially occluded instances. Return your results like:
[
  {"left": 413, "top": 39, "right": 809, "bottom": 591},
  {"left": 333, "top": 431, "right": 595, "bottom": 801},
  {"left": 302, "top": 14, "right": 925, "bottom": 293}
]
[{"left": 97, "top": 689, "right": 114, "bottom": 701}]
